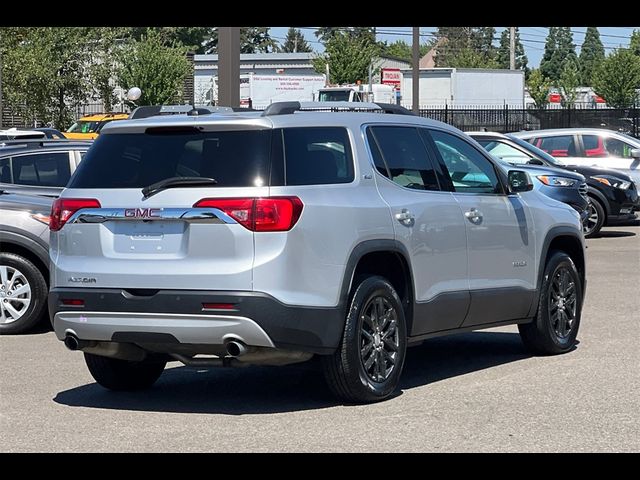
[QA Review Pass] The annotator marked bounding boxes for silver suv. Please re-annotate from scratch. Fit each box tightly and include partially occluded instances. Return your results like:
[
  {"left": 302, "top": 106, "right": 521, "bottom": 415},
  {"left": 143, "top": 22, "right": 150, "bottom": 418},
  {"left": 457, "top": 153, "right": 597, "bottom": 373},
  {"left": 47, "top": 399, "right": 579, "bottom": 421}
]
[{"left": 49, "top": 102, "right": 586, "bottom": 403}]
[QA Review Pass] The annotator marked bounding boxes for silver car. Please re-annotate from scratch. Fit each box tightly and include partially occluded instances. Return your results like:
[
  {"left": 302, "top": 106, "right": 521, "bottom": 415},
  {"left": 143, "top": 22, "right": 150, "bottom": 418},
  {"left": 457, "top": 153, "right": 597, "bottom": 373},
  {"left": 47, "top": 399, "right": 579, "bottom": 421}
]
[{"left": 48, "top": 102, "right": 586, "bottom": 403}]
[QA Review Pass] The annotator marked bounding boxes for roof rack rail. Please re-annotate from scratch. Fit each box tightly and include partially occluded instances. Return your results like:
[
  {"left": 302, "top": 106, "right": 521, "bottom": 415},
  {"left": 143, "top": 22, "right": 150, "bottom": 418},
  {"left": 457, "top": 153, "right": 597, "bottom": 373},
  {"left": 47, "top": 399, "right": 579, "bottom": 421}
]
[
  {"left": 0, "top": 139, "right": 92, "bottom": 148},
  {"left": 129, "top": 105, "right": 237, "bottom": 120},
  {"left": 261, "top": 101, "right": 416, "bottom": 116}
]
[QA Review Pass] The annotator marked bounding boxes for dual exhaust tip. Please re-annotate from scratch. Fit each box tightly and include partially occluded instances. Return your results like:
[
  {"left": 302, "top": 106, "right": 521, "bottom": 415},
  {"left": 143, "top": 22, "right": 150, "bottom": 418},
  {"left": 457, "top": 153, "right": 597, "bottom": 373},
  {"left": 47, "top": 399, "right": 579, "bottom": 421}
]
[{"left": 64, "top": 333, "right": 248, "bottom": 358}]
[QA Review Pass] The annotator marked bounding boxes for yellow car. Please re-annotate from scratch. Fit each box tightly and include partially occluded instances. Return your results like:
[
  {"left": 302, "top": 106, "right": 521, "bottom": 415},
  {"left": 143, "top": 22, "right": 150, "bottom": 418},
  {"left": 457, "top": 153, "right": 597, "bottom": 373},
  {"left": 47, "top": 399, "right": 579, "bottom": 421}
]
[{"left": 65, "top": 113, "right": 129, "bottom": 140}]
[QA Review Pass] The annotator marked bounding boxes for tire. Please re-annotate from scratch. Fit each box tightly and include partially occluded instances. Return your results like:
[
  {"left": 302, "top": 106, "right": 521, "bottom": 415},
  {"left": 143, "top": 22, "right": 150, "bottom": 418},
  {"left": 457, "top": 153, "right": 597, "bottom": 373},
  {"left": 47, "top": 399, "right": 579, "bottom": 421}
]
[
  {"left": 583, "top": 197, "right": 605, "bottom": 238},
  {"left": 322, "top": 275, "right": 407, "bottom": 403},
  {"left": 84, "top": 353, "right": 166, "bottom": 391},
  {"left": 0, "top": 252, "right": 48, "bottom": 335},
  {"left": 519, "top": 251, "right": 582, "bottom": 355}
]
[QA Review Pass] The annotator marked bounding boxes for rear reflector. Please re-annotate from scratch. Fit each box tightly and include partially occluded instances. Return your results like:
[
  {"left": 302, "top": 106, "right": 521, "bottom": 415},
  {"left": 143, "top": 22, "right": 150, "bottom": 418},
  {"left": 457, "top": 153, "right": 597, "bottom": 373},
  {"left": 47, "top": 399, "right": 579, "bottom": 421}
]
[
  {"left": 61, "top": 299, "right": 84, "bottom": 306},
  {"left": 194, "top": 197, "right": 303, "bottom": 232},
  {"left": 50, "top": 198, "right": 101, "bottom": 231},
  {"left": 202, "top": 303, "right": 236, "bottom": 310}
]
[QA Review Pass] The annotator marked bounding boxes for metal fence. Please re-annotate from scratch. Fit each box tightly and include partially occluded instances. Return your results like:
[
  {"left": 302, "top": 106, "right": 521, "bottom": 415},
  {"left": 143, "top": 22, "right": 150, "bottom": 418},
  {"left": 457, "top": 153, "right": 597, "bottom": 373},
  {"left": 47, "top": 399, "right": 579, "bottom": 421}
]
[
  {"left": 1, "top": 101, "right": 129, "bottom": 129},
  {"left": 418, "top": 105, "right": 640, "bottom": 138}
]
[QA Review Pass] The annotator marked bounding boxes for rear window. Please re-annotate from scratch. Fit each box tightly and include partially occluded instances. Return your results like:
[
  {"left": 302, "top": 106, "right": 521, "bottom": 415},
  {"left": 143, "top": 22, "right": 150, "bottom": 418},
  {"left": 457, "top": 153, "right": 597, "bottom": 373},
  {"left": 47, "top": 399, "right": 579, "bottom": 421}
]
[
  {"left": 69, "top": 126, "right": 354, "bottom": 189},
  {"left": 69, "top": 129, "right": 273, "bottom": 189}
]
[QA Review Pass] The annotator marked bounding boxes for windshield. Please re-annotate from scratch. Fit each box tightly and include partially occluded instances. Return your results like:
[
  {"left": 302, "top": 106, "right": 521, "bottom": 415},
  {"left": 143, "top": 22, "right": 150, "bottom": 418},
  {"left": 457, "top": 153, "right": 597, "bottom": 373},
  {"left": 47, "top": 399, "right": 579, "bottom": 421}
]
[
  {"left": 505, "top": 134, "right": 565, "bottom": 166},
  {"left": 67, "top": 121, "right": 101, "bottom": 134},
  {"left": 617, "top": 132, "right": 640, "bottom": 145},
  {"left": 318, "top": 90, "right": 351, "bottom": 102}
]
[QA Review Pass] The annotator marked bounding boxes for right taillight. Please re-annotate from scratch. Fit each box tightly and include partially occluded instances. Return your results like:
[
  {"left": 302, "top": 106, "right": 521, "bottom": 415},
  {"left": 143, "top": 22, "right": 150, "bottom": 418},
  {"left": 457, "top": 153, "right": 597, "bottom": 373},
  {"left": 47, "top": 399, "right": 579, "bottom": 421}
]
[
  {"left": 193, "top": 197, "right": 303, "bottom": 232},
  {"left": 50, "top": 198, "right": 101, "bottom": 232}
]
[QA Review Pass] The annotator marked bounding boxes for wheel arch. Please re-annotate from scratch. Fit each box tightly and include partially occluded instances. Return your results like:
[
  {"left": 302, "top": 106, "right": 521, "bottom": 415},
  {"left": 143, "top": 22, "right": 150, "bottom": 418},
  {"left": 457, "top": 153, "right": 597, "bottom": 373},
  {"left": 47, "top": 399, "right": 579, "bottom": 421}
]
[
  {"left": 529, "top": 227, "right": 585, "bottom": 317},
  {"left": 0, "top": 232, "right": 49, "bottom": 284},
  {"left": 340, "top": 240, "right": 415, "bottom": 334}
]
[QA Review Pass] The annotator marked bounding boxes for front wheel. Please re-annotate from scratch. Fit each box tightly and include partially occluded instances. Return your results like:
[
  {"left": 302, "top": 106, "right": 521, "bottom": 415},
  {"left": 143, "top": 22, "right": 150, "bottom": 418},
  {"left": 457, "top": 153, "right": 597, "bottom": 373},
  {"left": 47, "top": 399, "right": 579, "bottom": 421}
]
[
  {"left": 322, "top": 276, "right": 407, "bottom": 403},
  {"left": 519, "top": 251, "right": 582, "bottom": 355},
  {"left": 84, "top": 353, "right": 167, "bottom": 391},
  {"left": 583, "top": 198, "right": 605, "bottom": 238}
]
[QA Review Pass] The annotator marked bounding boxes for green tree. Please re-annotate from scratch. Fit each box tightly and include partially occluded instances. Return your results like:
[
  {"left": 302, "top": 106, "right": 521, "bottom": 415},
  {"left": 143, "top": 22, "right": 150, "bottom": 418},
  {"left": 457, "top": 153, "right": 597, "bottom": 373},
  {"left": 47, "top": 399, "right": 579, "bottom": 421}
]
[
  {"left": 527, "top": 68, "right": 552, "bottom": 108},
  {"left": 558, "top": 58, "right": 580, "bottom": 106},
  {"left": 117, "top": 30, "right": 190, "bottom": 106},
  {"left": 240, "top": 27, "right": 279, "bottom": 53},
  {"left": 578, "top": 27, "right": 605, "bottom": 86},
  {"left": 630, "top": 29, "right": 640, "bottom": 56},
  {"left": 1, "top": 27, "right": 99, "bottom": 128},
  {"left": 434, "top": 27, "right": 498, "bottom": 68},
  {"left": 281, "top": 27, "right": 312, "bottom": 53},
  {"left": 127, "top": 27, "right": 216, "bottom": 54},
  {"left": 540, "top": 27, "right": 559, "bottom": 80},
  {"left": 496, "top": 28, "right": 528, "bottom": 72},
  {"left": 592, "top": 48, "right": 640, "bottom": 108},
  {"left": 379, "top": 40, "right": 432, "bottom": 65},
  {"left": 315, "top": 27, "right": 376, "bottom": 43},
  {"left": 313, "top": 30, "right": 378, "bottom": 84}
]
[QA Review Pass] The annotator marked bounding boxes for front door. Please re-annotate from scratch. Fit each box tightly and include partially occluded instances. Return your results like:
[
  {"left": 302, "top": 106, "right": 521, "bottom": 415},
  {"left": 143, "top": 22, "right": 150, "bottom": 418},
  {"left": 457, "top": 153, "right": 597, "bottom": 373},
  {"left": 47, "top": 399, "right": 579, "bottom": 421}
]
[{"left": 426, "top": 129, "right": 537, "bottom": 327}]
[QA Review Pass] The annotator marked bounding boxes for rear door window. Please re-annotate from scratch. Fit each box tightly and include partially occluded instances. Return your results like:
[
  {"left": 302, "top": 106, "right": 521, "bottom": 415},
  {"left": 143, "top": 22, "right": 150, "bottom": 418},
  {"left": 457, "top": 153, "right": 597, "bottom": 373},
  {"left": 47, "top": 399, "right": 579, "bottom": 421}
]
[
  {"left": 0, "top": 158, "right": 11, "bottom": 183},
  {"left": 367, "top": 126, "right": 440, "bottom": 191},
  {"left": 11, "top": 152, "right": 71, "bottom": 187},
  {"left": 534, "top": 135, "right": 577, "bottom": 157},
  {"left": 280, "top": 127, "right": 354, "bottom": 185}
]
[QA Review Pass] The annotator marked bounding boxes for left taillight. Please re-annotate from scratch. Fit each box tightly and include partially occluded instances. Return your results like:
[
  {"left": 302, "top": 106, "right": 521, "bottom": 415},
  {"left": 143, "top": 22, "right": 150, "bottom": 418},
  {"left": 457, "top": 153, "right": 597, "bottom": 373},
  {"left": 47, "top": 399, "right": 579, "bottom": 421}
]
[{"left": 50, "top": 198, "right": 101, "bottom": 232}]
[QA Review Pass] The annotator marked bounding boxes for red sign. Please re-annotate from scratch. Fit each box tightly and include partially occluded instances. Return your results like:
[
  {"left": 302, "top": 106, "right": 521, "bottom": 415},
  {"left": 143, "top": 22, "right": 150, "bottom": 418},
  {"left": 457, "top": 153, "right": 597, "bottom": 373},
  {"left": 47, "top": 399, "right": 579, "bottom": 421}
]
[
  {"left": 549, "top": 93, "right": 562, "bottom": 103},
  {"left": 381, "top": 68, "right": 402, "bottom": 91}
]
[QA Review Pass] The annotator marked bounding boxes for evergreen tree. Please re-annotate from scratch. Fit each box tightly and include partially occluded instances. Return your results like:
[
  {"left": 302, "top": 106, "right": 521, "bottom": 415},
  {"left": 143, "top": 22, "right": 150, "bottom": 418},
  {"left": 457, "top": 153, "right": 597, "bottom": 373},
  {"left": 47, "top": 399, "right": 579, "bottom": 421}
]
[
  {"left": 313, "top": 30, "right": 378, "bottom": 84},
  {"left": 630, "top": 29, "right": 640, "bottom": 56},
  {"left": 473, "top": 27, "right": 496, "bottom": 61},
  {"left": 578, "top": 27, "right": 605, "bottom": 86},
  {"left": 496, "top": 28, "right": 528, "bottom": 72},
  {"left": 434, "top": 27, "right": 498, "bottom": 68},
  {"left": 559, "top": 58, "right": 580, "bottom": 106},
  {"left": 540, "top": 27, "right": 559, "bottom": 80},
  {"left": 281, "top": 27, "right": 312, "bottom": 53}
]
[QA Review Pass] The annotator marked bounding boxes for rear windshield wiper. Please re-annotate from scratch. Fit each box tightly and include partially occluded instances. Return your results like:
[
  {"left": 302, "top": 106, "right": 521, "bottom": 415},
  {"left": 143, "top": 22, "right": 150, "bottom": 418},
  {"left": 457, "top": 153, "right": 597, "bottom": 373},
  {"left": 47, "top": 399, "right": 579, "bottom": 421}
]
[{"left": 141, "top": 177, "right": 218, "bottom": 199}]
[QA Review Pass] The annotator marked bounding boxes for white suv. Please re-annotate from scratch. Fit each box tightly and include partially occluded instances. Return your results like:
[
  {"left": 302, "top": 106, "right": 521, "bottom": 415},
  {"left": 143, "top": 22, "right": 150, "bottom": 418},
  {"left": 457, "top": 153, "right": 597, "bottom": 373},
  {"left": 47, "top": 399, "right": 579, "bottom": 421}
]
[{"left": 48, "top": 103, "right": 586, "bottom": 403}]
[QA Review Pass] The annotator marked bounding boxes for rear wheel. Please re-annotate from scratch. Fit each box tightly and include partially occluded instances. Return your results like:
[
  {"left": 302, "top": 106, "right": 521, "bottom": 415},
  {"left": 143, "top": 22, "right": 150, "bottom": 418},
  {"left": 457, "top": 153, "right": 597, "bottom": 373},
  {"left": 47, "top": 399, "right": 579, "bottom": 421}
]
[
  {"left": 322, "top": 276, "right": 407, "bottom": 403},
  {"left": 84, "top": 353, "right": 166, "bottom": 391},
  {"left": 519, "top": 251, "right": 582, "bottom": 355},
  {"left": 0, "top": 253, "right": 48, "bottom": 335},
  {"left": 583, "top": 198, "right": 605, "bottom": 238}
]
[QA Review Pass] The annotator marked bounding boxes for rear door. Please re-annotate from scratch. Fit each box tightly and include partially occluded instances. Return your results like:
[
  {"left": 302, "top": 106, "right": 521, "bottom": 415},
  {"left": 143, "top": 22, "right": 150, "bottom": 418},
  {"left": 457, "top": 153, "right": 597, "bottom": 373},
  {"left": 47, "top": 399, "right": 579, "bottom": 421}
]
[
  {"left": 425, "top": 129, "right": 537, "bottom": 327},
  {"left": 579, "top": 133, "right": 640, "bottom": 184},
  {"left": 365, "top": 125, "right": 469, "bottom": 335},
  {"left": 51, "top": 127, "right": 273, "bottom": 291}
]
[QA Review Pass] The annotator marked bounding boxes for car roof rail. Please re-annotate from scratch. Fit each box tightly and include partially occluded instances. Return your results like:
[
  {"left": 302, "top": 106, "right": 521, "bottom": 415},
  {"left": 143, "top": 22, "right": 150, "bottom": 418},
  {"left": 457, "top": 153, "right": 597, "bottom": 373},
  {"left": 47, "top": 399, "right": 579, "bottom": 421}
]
[
  {"left": 261, "top": 101, "right": 416, "bottom": 116},
  {"left": 129, "top": 105, "right": 235, "bottom": 120},
  {"left": 0, "top": 139, "right": 92, "bottom": 148}
]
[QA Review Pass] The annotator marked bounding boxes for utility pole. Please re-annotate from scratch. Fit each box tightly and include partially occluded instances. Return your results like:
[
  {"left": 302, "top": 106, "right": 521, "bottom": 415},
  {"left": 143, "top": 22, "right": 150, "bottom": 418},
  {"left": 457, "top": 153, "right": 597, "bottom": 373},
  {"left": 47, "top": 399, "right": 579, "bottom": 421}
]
[
  {"left": 510, "top": 26, "right": 516, "bottom": 70},
  {"left": 294, "top": 35, "right": 298, "bottom": 53},
  {"left": 412, "top": 27, "right": 420, "bottom": 114},
  {"left": 0, "top": 50, "right": 3, "bottom": 128},
  {"left": 218, "top": 27, "right": 240, "bottom": 108}
]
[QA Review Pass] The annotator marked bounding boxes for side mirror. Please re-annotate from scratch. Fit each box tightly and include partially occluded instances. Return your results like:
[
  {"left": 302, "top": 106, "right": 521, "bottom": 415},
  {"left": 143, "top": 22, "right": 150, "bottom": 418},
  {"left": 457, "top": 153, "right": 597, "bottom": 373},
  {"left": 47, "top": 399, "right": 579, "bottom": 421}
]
[
  {"left": 527, "top": 158, "right": 544, "bottom": 166},
  {"left": 630, "top": 148, "right": 640, "bottom": 159},
  {"left": 508, "top": 170, "right": 534, "bottom": 193}
]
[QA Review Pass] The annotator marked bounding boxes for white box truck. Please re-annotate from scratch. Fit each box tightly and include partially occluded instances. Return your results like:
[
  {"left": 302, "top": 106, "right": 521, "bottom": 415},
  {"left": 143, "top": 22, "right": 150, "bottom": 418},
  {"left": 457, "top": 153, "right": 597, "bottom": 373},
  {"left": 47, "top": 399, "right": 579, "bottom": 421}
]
[
  {"left": 400, "top": 68, "right": 525, "bottom": 108},
  {"left": 317, "top": 84, "right": 395, "bottom": 103}
]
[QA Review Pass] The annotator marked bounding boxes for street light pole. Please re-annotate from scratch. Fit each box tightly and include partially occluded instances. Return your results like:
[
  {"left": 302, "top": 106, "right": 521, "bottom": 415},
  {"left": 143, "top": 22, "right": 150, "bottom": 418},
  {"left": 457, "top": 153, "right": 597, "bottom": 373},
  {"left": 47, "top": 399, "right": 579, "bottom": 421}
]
[{"left": 510, "top": 27, "right": 516, "bottom": 70}]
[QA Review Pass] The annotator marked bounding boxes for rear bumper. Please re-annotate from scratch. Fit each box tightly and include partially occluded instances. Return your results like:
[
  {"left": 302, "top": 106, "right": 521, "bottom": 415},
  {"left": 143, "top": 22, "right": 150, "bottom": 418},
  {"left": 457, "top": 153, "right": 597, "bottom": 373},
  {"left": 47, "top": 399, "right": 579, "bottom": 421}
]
[{"left": 49, "top": 288, "right": 345, "bottom": 354}]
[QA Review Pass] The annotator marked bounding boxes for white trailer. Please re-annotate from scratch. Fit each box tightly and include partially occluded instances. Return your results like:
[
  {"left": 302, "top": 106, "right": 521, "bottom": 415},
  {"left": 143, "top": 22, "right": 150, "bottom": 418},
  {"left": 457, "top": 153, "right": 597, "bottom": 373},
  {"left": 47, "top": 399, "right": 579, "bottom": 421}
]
[
  {"left": 400, "top": 68, "right": 525, "bottom": 108},
  {"left": 197, "top": 74, "right": 327, "bottom": 109}
]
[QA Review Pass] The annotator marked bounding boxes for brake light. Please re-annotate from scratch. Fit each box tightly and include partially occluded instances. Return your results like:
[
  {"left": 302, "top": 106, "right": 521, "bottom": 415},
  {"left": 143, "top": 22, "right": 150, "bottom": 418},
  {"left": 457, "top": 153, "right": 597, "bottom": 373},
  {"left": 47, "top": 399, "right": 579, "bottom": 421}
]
[
  {"left": 193, "top": 197, "right": 303, "bottom": 232},
  {"left": 61, "top": 299, "right": 84, "bottom": 306},
  {"left": 50, "top": 198, "right": 101, "bottom": 232}
]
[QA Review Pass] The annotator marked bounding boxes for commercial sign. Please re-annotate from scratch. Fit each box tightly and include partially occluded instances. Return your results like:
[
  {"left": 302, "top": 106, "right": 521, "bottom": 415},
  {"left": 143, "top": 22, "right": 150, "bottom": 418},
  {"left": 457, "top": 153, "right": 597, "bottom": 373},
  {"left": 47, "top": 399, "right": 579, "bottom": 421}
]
[{"left": 381, "top": 68, "right": 402, "bottom": 92}]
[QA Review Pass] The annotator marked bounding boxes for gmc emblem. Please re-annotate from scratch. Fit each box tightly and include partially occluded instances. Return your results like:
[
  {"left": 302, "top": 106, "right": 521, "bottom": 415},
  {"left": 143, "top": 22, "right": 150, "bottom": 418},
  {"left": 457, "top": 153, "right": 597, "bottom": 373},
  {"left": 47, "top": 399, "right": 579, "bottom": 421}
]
[{"left": 124, "top": 208, "right": 161, "bottom": 219}]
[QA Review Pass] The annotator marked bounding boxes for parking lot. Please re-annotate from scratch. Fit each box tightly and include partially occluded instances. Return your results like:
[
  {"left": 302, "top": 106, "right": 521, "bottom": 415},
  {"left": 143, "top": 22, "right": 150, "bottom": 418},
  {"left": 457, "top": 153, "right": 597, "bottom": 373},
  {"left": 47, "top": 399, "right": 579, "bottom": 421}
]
[{"left": 1, "top": 224, "right": 638, "bottom": 452}]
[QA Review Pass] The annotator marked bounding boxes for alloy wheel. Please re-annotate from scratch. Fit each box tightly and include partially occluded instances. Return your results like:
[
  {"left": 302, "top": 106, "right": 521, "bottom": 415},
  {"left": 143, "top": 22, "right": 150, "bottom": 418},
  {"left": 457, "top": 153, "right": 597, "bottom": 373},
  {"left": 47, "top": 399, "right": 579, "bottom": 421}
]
[
  {"left": 0, "top": 265, "right": 32, "bottom": 324},
  {"left": 548, "top": 266, "right": 577, "bottom": 340},
  {"left": 359, "top": 296, "right": 400, "bottom": 383}
]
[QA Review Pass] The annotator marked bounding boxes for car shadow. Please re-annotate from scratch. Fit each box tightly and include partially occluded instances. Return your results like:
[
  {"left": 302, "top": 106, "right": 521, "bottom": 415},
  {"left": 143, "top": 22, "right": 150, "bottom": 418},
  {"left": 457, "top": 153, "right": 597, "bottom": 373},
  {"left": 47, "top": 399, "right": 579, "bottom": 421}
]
[
  {"left": 590, "top": 230, "right": 636, "bottom": 238},
  {"left": 53, "top": 332, "right": 532, "bottom": 414}
]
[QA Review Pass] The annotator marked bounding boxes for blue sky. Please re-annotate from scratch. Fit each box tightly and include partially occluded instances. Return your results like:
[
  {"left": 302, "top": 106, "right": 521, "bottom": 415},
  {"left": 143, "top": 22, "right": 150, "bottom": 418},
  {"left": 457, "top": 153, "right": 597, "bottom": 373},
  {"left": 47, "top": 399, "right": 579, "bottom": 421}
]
[{"left": 270, "top": 27, "right": 639, "bottom": 67}]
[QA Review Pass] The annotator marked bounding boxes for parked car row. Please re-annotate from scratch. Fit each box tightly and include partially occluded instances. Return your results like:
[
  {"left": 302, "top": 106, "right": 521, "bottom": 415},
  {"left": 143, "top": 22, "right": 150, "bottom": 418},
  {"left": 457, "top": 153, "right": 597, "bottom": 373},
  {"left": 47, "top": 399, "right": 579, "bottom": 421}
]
[{"left": 0, "top": 108, "right": 634, "bottom": 402}]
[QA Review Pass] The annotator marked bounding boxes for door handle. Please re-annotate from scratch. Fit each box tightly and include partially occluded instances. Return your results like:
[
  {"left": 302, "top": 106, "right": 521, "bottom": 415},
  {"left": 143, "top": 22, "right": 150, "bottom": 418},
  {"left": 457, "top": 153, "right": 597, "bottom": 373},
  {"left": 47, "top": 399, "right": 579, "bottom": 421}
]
[
  {"left": 464, "top": 208, "right": 483, "bottom": 224},
  {"left": 395, "top": 209, "right": 415, "bottom": 227}
]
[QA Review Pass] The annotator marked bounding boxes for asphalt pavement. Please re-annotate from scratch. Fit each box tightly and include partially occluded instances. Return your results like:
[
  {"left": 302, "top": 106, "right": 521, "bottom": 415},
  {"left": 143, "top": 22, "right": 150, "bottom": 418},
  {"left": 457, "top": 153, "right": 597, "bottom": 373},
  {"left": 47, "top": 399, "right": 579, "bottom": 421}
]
[{"left": 1, "top": 225, "right": 638, "bottom": 452}]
